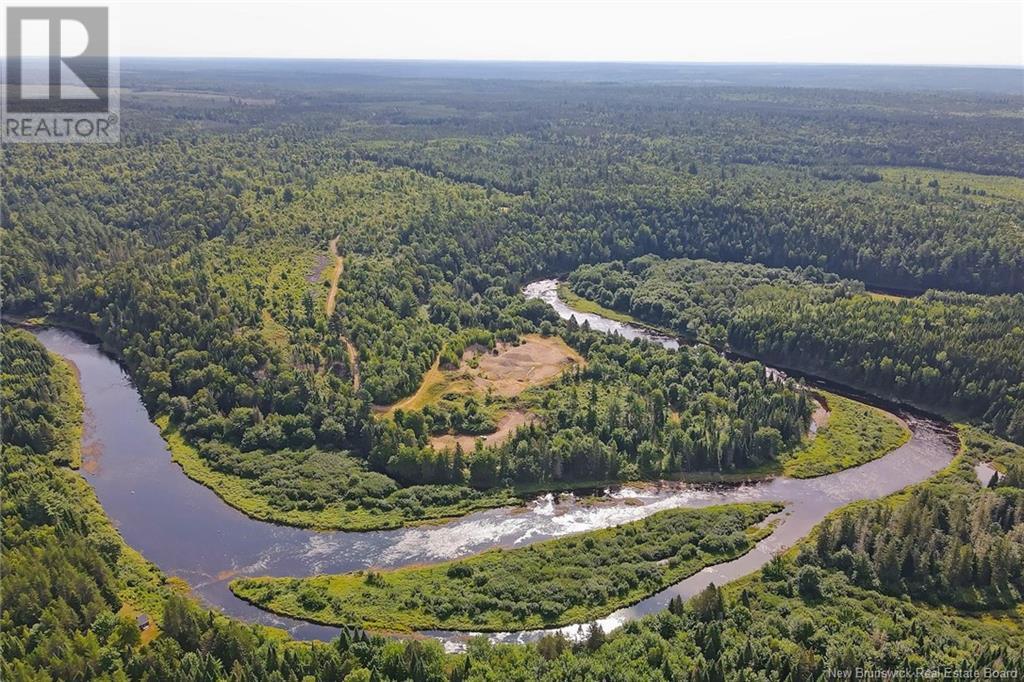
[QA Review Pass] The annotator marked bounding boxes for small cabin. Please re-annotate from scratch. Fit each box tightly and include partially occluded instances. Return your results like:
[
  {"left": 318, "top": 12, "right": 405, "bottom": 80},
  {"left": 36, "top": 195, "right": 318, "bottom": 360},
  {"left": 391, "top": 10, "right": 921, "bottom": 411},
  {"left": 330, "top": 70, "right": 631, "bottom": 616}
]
[{"left": 136, "top": 614, "right": 150, "bottom": 631}]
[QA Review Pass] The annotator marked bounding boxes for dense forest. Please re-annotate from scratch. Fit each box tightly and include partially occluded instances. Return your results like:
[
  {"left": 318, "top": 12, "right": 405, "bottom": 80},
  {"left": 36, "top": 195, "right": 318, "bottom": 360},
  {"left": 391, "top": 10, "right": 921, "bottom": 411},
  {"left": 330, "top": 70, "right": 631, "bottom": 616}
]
[
  {"left": 568, "top": 257, "right": 1024, "bottom": 443},
  {"left": 0, "top": 328, "right": 455, "bottom": 681},
  {"left": 1, "top": 329, "right": 83, "bottom": 466},
  {"left": 3, "top": 327, "right": 1021, "bottom": 678},
  {"left": 3, "top": 62, "right": 1023, "bottom": 677}
]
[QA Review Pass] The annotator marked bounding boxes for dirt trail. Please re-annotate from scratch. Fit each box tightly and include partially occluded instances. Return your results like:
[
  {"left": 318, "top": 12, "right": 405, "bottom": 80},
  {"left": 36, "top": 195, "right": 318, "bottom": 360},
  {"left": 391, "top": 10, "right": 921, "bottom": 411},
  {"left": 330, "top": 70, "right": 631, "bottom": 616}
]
[
  {"left": 325, "top": 237, "right": 361, "bottom": 390},
  {"left": 325, "top": 237, "right": 343, "bottom": 316},
  {"left": 343, "top": 339, "right": 361, "bottom": 390}
]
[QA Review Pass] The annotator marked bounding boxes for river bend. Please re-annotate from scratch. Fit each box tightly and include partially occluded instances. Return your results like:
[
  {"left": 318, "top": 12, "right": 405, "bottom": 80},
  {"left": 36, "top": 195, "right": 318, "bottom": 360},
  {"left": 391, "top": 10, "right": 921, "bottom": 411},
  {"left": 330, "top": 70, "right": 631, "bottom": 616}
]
[{"left": 31, "top": 280, "right": 956, "bottom": 648}]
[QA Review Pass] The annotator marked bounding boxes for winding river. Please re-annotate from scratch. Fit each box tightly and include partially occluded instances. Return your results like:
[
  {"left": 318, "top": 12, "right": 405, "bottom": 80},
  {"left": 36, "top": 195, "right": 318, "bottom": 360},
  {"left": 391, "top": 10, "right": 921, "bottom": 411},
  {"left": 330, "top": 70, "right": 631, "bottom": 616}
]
[{"left": 31, "top": 279, "right": 957, "bottom": 651}]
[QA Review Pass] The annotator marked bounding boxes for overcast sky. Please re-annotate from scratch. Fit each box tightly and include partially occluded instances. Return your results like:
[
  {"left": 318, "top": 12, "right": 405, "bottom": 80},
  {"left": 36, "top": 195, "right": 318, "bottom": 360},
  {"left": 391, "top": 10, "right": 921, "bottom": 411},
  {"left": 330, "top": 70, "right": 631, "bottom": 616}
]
[{"left": 16, "top": 0, "right": 1024, "bottom": 65}]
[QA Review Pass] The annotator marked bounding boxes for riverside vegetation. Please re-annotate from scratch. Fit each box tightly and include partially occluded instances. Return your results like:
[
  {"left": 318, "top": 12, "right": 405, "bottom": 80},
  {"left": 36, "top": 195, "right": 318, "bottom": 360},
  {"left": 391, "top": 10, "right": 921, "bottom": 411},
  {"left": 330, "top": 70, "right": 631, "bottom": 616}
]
[
  {"left": 2, "top": 329, "right": 443, "bottom": 681},
  {"left": 230, "top": 503, "right": 782, "bottom": 631},
  {"left": 3, "top": 61, "right": 1023, "bottom": 677},
  {"left": 1, "top": 329, "right": 83, "bottom": 467},
  {"left": 569, "top": 257, "right": 1024, "bottom": 443},
  {"left": 782, "top": 393, "right": 908, "bottom": 478},
  {"left": 4, "top": 328, "right": 1022, "bottom": 679}
]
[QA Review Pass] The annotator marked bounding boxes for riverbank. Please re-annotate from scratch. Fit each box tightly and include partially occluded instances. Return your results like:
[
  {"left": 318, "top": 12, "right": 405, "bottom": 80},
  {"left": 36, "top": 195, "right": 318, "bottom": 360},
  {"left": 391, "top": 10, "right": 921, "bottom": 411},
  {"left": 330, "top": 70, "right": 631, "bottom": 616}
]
[
  {"left": 159, "top": 416, "right": 519, "bottom": 531},
  {"left": 27, "top": 320, "right": 960, "bottom": 647},
  {"left": 229, "top": 502, "right": 783, "bottom": 632},
  {"left": 782, "top": 392, "right": 910, "bottom": 478},
  {"left": 553, "top": 275, "right": 991, "bottom": 436}
]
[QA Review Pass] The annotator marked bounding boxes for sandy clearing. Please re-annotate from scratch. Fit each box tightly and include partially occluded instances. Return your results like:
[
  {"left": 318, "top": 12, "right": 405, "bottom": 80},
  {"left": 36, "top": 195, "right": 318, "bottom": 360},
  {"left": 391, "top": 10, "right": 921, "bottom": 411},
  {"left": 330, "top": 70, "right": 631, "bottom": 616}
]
[
  {"left": 375, "top": 334, "right": 582, "bottom": 414},
  {"left": 307, "top": 253, "right": 331, "bottom": 284},
  {"left": 429, "top": 409, "right": 536, "bottom": 451},
  {"left": 343, "top": 337, "right": 361, "bottom": 390},
  {"left": 809, "top": 402, "right": 830, "bottom": 438},
  {"left": 471, "top": 334, "right": 584, "bottom": 398}
]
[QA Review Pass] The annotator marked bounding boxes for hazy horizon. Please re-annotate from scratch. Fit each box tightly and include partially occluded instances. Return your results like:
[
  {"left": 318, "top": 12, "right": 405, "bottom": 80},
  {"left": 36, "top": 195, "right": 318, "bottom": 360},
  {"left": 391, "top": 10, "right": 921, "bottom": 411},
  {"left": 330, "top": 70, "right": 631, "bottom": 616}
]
[
  {"left": 11, "top": 0, "right": 1023, "bottom": 67},
  {"left": 111, "top": 57, "right": 1024, "bottom": 68}
]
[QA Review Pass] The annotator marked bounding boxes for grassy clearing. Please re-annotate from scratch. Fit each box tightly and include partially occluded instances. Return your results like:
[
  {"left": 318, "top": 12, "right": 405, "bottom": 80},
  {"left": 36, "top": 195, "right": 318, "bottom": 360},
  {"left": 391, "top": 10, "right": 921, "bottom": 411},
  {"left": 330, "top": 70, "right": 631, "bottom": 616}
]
[
  {"left": 324, "top": 236, "right": 344, "bottom": 316},
  {"left": 557, "top": 282, "right": 644, "bottom": 325},
  {"left": 375, "top": 355, "right": 447, "bottom": 415},
  {"left": 158, "top": 416, "right": 517, "bottom": 530},
  {"left": 259, "top": 308, "right": 291, "bottom": 351},
  {"left": 876, "top": 166, "right": 1024, "bottom": 203},
  {"left": 188, "top": 238, "right": 316, "bottom": 351},
  {"left": 263, "top": 250, "right": 317, "bottom": 325},
  {"left": 377, "top": 335, "right": 583, "bottom": 453},
  {"left": 231, "top": 502, "right": 782, "bottom": 632},
  {"left": 865, "top": 291, "right": 909, "bottom": 302},
  {"left": 782, "top": 392, "right": 910, "bottom": 478}
]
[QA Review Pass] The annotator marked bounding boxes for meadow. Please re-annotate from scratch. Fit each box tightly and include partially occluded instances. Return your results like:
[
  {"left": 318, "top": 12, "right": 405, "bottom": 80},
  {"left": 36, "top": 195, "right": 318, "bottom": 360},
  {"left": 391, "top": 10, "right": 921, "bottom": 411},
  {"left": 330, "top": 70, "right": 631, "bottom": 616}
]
[{"left": 782, "top": 392, "right": 910, "bottom": 478}]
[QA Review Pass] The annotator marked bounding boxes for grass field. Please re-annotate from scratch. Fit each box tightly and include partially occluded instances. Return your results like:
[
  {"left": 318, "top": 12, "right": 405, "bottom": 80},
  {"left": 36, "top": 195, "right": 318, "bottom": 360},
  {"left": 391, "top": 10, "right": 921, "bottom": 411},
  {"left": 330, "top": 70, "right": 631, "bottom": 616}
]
[
  {"left": 557, "top": 282, "right": 645, "bottom": 325},
  {"left": 876, "top": 166, "right": 1024, "bottom": 204},
  {"left": 230, "top": 502, "right": 783, "bottom": 632},
  {"left": 782, "top": 392, "right": 910, "bottom": 478}
]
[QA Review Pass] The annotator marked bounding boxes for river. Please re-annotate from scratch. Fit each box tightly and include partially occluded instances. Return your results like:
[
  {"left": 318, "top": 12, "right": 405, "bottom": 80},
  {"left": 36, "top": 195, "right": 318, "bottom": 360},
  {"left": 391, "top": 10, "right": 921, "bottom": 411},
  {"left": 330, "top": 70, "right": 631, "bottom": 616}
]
[{"left": 30, "top": 280, "right": 956, "bottom": 650}]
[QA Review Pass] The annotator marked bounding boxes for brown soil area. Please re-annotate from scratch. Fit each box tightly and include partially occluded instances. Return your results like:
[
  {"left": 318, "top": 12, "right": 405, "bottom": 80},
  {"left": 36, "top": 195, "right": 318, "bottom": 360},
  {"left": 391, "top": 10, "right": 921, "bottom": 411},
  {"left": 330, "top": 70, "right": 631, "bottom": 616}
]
[
  {"left": 470, "top": 334, "right": 584, "bottom": 398},
  {"left": 375, "top": 334, "right": 582, "bottom": 414},
  {"left": 809, "top": 402, "right": 830, "bottom": 438},
  {"left": 429, "top": 409, "right": 535, "bottom": 451}
]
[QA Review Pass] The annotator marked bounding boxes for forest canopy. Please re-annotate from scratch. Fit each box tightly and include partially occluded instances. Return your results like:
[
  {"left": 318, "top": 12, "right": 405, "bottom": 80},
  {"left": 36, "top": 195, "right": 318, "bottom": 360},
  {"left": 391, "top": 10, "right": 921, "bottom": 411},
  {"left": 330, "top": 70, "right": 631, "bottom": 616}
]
[
  {"left": 569, "top": 257, "right": 1024, "bottom": 444},
  {"left": 2, "top": 62, "right": 1023, "bottom": 679}
]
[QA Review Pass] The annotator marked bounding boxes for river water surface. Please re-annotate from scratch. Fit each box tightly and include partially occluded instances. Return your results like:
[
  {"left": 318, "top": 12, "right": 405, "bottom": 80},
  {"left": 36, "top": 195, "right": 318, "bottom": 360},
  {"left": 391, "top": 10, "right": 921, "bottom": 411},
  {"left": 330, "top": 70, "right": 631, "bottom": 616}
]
[{"left": 31, "top": 280, "right": 956, "bottom": 649}]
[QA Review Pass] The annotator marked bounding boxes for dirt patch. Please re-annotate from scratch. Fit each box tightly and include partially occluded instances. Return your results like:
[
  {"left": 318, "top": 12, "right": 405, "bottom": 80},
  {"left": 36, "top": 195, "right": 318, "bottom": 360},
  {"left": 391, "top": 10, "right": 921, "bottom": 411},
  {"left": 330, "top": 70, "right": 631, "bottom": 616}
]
[
  {"left": 375, "top": 334, "right": 583, "bottom": 414},
  {"left": 323, "top": 237, "right": 361, "bottom": 390},
  {"left": 429, "top": 410, "right": 535, "bottom": 451},
  {"left": 307, "top": 253, "right": 331, "bottom": 283},
  {"left": 808, "top": 401, "right": 830, "bottom": 439},
  {"left": 471, "top": 334, "right": 584, "bottom": 398}
]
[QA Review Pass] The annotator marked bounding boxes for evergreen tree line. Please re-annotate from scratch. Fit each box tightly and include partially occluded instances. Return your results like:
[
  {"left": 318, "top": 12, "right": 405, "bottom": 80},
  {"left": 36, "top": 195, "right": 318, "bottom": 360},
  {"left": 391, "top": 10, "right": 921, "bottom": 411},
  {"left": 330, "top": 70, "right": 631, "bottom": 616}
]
[{"left": 567, "top": 257, "right": 1024, "bottom": 443}]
